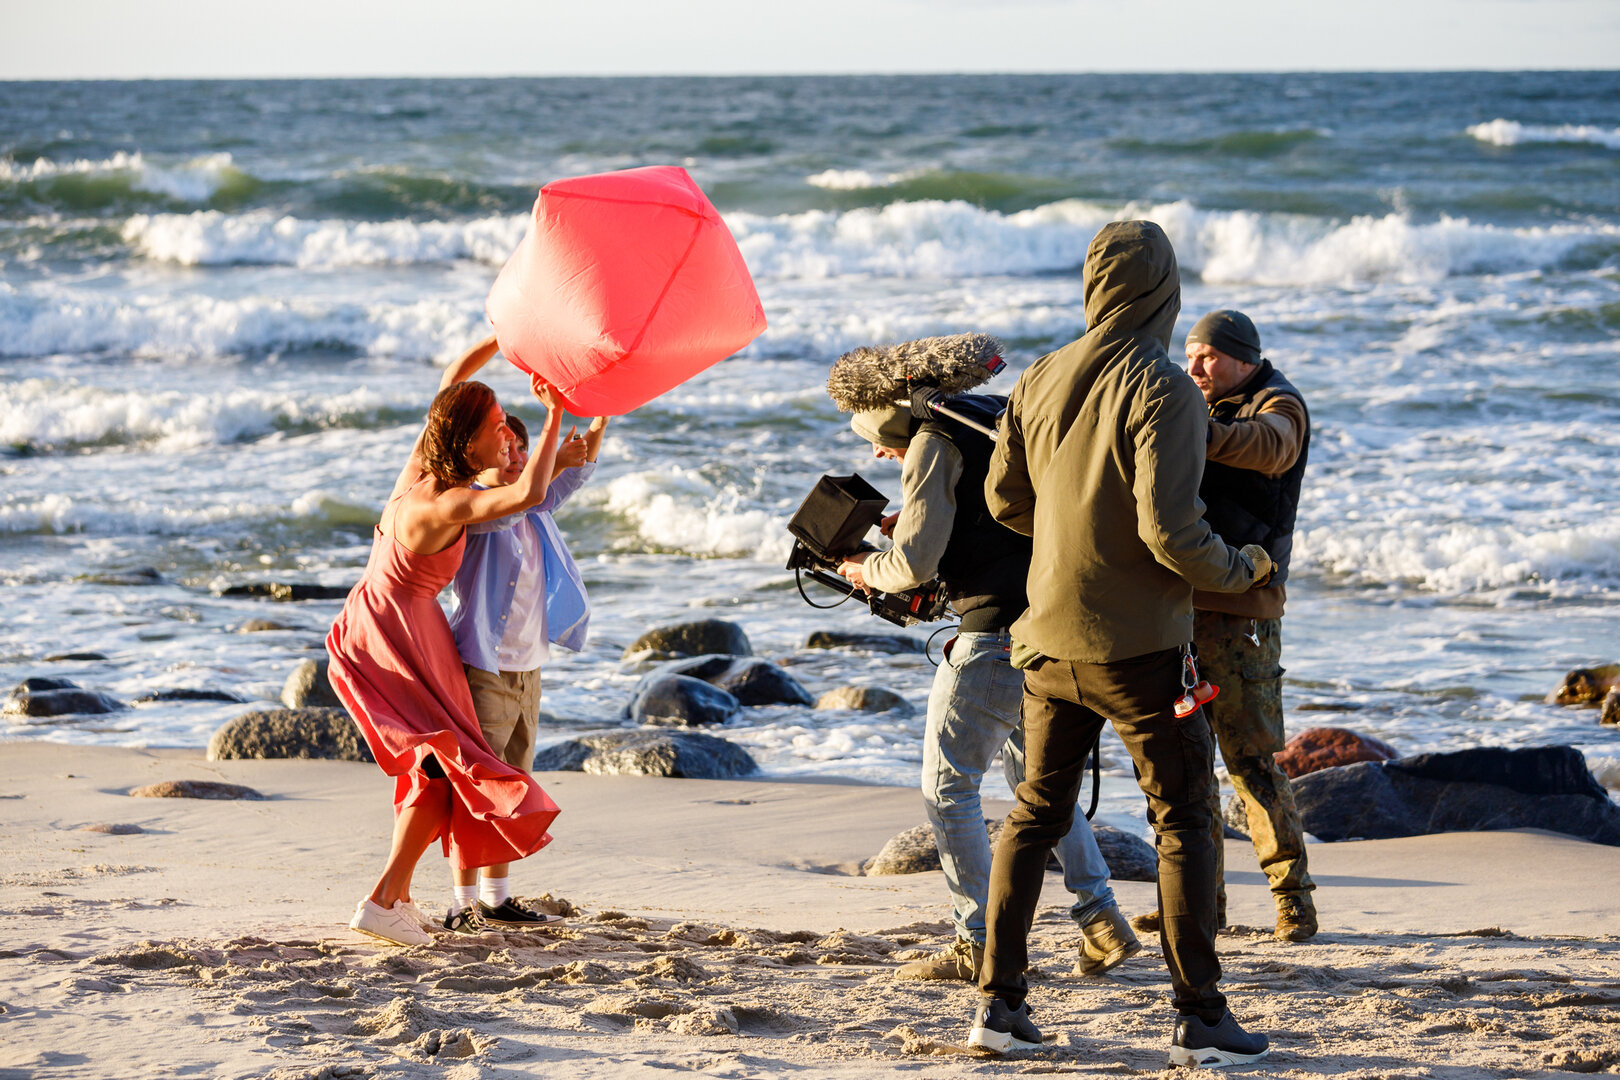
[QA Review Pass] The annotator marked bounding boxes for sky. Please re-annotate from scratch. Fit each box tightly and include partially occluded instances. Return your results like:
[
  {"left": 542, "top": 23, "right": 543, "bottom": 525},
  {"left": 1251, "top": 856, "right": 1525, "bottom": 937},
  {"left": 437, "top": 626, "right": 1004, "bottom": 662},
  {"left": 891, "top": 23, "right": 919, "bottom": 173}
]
[{"left": 2, "top": 0, "right": 1618, "bottom": 79}]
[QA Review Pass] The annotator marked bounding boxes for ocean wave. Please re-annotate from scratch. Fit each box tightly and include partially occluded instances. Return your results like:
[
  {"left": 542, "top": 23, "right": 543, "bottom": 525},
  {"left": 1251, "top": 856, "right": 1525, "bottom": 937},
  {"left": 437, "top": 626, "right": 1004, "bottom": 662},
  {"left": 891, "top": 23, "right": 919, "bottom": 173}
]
[
  {"left": 107, "top": 198, "right": 1620, "bottom": 286},
  {"left": 0, "top": 378, "right": 413, "bottom": 451},
  {"left": 0, "top": 283, "right": 485, "bottom": 361},
  {"left": 805, "top": 169, "right": 920, "bottom": 190},
  {"left": 601, "top": 471, "right": 792, "bottom": 561},
  {"left": 728, "top": 199, "right": 1620, "bottom": 286},
  {"left": 1297, "top": 517, "right": 1620, "bottom": 597},
  {"left": 123, "top": 210, "right": 526, "bottom": 267},
  {"left": 1467, "top": 119, "right": 1620, "bottom": 151},
  {"left": 0, "top": 152, "right": 252, "bottom": 208}
]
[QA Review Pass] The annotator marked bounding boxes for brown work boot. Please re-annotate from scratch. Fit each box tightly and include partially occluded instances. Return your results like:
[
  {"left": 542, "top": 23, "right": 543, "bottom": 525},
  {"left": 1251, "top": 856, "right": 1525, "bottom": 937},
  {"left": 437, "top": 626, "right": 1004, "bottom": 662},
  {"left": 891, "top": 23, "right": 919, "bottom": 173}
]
[
  {"left": 1274, "top": 893, "right": 1318, "bottom": 942},
  {"left": 895, "top": 937, "right": 981, "bottom": 981},
  {"left": 1075, "top": 905, "right": 1142, "bottom": 976},
  {"left": 1129, "top": 903, "right": 1226, "bottom": 935}
]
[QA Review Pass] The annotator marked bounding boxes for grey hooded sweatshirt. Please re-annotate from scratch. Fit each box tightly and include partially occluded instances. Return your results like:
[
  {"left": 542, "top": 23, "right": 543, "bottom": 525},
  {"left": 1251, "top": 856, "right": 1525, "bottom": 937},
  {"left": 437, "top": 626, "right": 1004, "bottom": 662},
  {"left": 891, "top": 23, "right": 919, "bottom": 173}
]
[{"left": 985, "top": 220, "right": 1256, "bottom": 663}]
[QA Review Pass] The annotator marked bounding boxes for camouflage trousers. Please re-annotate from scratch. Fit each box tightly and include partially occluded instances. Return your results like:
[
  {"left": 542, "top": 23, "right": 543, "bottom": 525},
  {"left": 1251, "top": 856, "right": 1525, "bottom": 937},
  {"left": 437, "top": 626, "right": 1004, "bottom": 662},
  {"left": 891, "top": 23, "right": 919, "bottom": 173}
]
[{"left": 1192, "top": 610, "right": 1315, "bottom": 908}]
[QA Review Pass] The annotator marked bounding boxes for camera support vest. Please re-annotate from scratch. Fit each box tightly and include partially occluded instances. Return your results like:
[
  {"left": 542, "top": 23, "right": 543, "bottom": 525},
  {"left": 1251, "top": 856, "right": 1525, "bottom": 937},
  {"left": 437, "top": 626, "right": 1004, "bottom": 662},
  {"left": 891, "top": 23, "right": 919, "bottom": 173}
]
[
  {"left": 1198, "top": 360, "right": 1309, "bottom": 586},
  {"left": 922, "top": 394, "right": 1032, "bottom": 633}
]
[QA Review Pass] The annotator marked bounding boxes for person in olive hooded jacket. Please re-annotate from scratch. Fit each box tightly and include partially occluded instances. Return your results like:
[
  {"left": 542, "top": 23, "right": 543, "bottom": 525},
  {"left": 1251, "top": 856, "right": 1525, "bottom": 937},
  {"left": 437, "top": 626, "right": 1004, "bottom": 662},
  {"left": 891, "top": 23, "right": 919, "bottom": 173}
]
[{"left": 967, "top": 220, "right": 1274, "bottom": 1068}]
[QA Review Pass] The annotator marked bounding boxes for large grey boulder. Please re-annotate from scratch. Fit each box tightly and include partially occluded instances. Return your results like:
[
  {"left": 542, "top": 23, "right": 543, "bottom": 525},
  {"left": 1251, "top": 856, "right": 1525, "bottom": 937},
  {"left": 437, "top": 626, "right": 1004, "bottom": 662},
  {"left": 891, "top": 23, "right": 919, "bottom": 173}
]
[
  {"left": 626, "top": 673, "right": 741, "bottom": 727},
  {"left": 804, "top": 630, "right": 921, "bottom": 655},
  {"left": 3, "top": 677, "right": 124, "bottom": 718},
  {"left": 532, "top": 731, "right": 758, "bottom": 779},
  {"left": 207, "top": 707, "right": 373, "bottom": 762},
  {"left": 1092, "top": 825, "right": 1158, "bottom": 882},
  {"left": 815, "top": 686, "right": 912, "bottom": 715},
  {"left": 664, "top": 655, "right": 813, "bottom": 707},
  {"left": 624, "top": 620, "right": 752, "bottom": 660},
  {"left": 1293, "top": 746, "right": 1620, "bottom": 846},
  {"left": 131, "top": 688, "right": 243, "bottom": 704},
  {"left": 281, "top": 657, "right": 344, "bottom": 710}
]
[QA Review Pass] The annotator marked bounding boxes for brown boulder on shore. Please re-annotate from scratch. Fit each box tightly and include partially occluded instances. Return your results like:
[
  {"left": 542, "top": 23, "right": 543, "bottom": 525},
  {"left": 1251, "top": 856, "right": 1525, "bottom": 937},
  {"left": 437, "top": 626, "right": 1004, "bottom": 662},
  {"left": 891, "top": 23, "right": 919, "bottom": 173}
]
[
  {"left": 1547, "top": 663, "right": 1620, "bottom": 706},
  {"left": 1275, "top": 726, "right": 1397, "bottom": 779},
  {"left": 1602, "top": 689, "right": 1619, "bottom": 727}
]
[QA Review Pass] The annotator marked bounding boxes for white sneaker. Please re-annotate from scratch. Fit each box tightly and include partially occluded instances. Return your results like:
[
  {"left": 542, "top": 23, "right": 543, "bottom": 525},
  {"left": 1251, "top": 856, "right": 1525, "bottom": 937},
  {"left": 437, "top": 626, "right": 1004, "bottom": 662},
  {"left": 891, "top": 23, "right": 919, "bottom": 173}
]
[
  {"left": 396, "top": 899, "right": 435, "bottom": 932},
  {"left": 350, "top": 898, "right": 433, "bottom": 946}
]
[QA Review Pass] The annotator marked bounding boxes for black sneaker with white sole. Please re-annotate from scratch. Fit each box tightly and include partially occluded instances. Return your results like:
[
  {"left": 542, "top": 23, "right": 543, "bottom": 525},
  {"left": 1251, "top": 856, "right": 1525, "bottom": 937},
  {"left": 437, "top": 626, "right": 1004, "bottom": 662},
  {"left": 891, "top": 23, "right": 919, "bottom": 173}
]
[
  {"left": 441, "top": 905, "right": 485, "bottom": 936},
  {"left": 477, "top": 898, "right": 564, "bottom": 928},
  {"left": 1169, "top": 1010, "right": 1270, "bottom": 1068},
  {"left": 968, "top": 997, "right": 1042, "bottom": 1053}
]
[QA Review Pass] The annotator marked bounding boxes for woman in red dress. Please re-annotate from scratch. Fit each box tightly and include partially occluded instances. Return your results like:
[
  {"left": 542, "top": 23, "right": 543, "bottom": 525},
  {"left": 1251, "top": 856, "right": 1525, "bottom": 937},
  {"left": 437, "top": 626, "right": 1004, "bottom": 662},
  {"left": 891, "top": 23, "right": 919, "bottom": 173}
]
[{"left": 327, "top": 367, "right": 564, "bottom": 946}]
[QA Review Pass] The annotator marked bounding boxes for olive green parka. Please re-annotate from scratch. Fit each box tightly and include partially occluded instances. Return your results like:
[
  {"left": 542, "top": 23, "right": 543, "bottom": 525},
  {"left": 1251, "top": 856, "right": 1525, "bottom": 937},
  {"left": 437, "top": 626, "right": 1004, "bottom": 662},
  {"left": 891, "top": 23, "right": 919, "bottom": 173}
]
[{"left": 985, "top": 220, "right": 1256, "bottom": 662}]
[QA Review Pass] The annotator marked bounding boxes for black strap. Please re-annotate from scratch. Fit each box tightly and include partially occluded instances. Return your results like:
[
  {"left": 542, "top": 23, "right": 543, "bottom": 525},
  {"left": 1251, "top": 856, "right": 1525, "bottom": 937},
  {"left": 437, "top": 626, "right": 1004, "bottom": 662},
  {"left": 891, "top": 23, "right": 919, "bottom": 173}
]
[{"left": 1082, "top": 734, "right": 1101, "bottom": 821}]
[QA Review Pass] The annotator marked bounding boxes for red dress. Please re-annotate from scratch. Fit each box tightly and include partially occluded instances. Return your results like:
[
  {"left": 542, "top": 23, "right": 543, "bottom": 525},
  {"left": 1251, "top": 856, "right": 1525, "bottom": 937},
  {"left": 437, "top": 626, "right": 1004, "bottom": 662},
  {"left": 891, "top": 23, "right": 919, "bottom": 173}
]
[{"left": 326, "top": 519, "right": 559, "bottom": 870}]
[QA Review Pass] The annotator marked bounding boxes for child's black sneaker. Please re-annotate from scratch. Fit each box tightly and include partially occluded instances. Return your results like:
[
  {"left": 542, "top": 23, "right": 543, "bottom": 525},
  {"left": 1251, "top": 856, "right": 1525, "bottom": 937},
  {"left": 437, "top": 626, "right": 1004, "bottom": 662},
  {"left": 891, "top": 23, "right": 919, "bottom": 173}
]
[{"left": 477, "top": 898, "right": 564, "bottom": 928}]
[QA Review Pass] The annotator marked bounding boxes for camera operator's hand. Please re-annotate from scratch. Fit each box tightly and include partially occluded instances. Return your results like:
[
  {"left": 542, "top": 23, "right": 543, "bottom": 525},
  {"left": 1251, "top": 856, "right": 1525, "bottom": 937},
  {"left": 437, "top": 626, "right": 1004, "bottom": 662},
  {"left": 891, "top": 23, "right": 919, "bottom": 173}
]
[
  {"left": 878, "top": 512, "right": 899, "bottom": 538},
  {"left": 837, "top": 551, "right": 872, "bottom": 594}
]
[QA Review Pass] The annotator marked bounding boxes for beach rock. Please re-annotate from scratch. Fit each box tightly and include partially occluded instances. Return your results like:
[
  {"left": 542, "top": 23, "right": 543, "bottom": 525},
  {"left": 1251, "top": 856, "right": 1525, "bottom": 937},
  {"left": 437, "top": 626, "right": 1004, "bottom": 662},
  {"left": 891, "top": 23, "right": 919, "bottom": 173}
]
[
  {"left": 80, "top": 823, "right": 145, "bottom": 834},
  {"left": 531, "top": 731, "right": 758, "bottom": 779},
  {"left": 625, "top": 673, "right": 741, "bottom": 727},
  {"left": 623, "top": 619, "right": 751, "bottom": 660},
  {"left": 77, "top": 567, "right": 163, "bottom": 587},
  {"left": 130, "top": 688, "right": 243, "bottom": 704},
  {"left": 130, "top": 780, "right": 263, "bottom": 800},
  {"left": 1092, "top": 825, "right": 1158, "bottom": 883},
  {"left": 206, "top": 707, "right": 372, "bottom": 763},
  {"left": 1275, "top": 726, "right": 1398, "bottom": 779},
  {"left": 1602, "top": 689, "right": 1619, "bottom": 727},
  {"left": 1292, "top": 746, "right": 1620, "bottom": 846},
  {"left": 1224, "top": 793, "right": 1250, "bottom": 837},
  {"left": 865, "top": 819, "right": 1153, "bottom": 880},
  {"left": 235, "top": 619, "right": 298, "bottom": 633},
  {"left": 43, "top": 652, "right": 108, "bottom": 662},
  {"left": 815, "top": 686, "right": 913, "bottom": 715},
  {"left": 1547, "top": 663, "right": 1620, "bottom": 706},
  {"left": 804, "top": 630, "right": 922, "bottom": 654},
  {"left": 280, "top": 657, "right": 344, "bottom": 710},
  {"left": 663, "top": 655, "right": 814, "bottom": 707},
  {"left": 864, "top": 824, "right": 942, "bottom": 875},
  {"left": 218, "top": 582, "right": 353, "bottom": 602},
  {"left": 3, "top": 677, "right": 124, "bottom": 718}
]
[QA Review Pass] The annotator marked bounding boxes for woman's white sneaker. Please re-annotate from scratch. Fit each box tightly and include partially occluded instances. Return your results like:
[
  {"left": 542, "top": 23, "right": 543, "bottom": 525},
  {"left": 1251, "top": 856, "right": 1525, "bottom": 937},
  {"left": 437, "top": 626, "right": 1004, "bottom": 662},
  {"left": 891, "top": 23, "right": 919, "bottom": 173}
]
[
  {"left": 350, "top": 899, "right": 433, "bottom": 946},
  {"left": 396, "top": 899, "right": 436, "bottom": 933}
]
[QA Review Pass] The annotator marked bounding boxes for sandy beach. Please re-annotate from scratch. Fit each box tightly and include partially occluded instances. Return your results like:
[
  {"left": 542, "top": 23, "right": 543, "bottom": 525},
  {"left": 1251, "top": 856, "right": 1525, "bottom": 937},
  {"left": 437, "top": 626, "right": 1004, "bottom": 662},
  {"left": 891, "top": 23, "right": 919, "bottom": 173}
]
[{"left": 2, "top": 742, "right": 1617, "bottom": 1079}]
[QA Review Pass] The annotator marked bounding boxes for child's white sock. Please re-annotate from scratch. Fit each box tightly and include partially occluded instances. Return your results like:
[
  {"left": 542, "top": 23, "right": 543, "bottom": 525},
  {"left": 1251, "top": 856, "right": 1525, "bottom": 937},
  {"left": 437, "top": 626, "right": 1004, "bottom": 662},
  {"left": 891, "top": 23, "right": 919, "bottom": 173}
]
[
  {"left": 452, "top": 884, "right": 478, "bottom": 913},
  {"left": 479, "top": 876, "right": 510, "bottom": 909}
]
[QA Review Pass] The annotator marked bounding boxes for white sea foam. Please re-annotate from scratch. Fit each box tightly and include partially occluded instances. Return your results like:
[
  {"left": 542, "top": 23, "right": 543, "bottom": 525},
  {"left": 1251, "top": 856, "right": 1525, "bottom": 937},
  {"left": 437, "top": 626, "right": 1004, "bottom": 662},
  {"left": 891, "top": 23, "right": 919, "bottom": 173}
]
[
  {"left": 602, "top": 471, "right": 791, "bottom": 561},
  {"left": 0, "top": 378, "right": 400, "bottom": 450},
  {"left": 124, "top": 210, "right": 528, "bottom": 267},
  {"left": 0, "top": 282, "right": 485, "bottom": 361},
  {"left": 0, "top": 152, "right": 242, "bottom": 202},
  {"left": 1467, "top": 119, "right": 1620, "bottom": 150},
  {"left": 804, "top": 168, "right": 921, "bottom": 190}
]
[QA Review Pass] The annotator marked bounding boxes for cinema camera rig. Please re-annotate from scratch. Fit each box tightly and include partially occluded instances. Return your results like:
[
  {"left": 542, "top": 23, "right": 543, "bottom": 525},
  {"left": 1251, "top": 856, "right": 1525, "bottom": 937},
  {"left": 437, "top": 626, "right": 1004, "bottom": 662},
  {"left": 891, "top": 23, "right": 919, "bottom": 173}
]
[{"left": 786, "top": 473, "right": 949, "bottom": 628}]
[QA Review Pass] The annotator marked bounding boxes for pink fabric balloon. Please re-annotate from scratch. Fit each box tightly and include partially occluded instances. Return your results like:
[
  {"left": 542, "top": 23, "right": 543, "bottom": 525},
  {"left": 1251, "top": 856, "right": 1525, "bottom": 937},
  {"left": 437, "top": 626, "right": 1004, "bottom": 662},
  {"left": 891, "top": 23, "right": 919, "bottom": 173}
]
[{"left": 486, "top": 166, "right": 767, "bottom": 416}]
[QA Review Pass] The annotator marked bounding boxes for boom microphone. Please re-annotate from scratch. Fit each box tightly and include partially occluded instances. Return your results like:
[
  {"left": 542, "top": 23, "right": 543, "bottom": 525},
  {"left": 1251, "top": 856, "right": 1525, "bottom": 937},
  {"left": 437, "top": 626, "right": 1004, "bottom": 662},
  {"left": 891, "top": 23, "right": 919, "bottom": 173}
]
[{"left": 826, "top": 333, "right": 1006, "bottom": 414}]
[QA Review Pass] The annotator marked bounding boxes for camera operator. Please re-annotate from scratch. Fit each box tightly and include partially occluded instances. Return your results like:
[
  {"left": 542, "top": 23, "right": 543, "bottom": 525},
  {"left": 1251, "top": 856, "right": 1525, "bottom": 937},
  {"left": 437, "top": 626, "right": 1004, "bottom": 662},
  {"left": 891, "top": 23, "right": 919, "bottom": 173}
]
[{"left": 835, "top": 398, "right": 1139, "bottom": 983}]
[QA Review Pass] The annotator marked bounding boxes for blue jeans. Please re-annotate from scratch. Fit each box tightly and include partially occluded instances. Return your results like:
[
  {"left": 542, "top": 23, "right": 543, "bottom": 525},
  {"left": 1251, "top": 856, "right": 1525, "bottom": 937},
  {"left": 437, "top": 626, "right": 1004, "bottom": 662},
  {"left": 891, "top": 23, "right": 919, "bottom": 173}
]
[{"left": 922, "top": 629, "right": 1116, "bottom": 945}]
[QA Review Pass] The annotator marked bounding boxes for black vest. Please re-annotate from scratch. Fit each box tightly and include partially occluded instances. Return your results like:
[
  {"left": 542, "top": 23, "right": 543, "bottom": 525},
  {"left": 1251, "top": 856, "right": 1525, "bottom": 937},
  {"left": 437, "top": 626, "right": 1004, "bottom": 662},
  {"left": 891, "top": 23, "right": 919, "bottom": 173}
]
[
  {"left": 1199, "top": 361, "right": 1309, "bottom": 585},
  {"left": 921, "top": 395, "right": 1032, "bottom": 633}
]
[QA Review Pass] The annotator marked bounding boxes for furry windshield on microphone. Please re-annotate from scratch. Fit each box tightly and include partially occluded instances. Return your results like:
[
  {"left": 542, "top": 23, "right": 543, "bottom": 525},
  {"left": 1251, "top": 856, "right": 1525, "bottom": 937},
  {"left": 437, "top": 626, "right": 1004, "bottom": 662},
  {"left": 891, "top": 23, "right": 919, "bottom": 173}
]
[{"left": 825, "top": 333, "right": 1007, "bottom": 413}]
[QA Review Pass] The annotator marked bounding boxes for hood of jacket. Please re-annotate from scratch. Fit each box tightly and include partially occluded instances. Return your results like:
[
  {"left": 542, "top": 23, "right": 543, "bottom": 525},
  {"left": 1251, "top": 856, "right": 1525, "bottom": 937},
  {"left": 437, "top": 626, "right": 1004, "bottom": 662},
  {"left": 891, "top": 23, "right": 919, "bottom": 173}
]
[{"left": 1082, "top": 220, "right": 1180, "bottom": 352}]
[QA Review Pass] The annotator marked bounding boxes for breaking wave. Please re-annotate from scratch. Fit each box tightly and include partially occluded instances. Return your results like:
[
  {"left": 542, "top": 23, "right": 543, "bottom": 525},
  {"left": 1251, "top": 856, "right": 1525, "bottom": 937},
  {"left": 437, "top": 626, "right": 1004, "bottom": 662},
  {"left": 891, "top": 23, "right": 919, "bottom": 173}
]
[{"left": 1467, "top": 119, "right": 1620, "bottom": 151}]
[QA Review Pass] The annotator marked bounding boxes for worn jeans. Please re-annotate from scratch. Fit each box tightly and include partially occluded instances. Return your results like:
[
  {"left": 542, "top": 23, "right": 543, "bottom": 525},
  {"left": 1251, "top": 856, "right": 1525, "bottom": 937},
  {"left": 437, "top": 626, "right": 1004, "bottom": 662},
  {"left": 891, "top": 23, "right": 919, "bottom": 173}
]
[
  {"left": 1193, "top": 611, "right": 1315, "bottom": 907},
  {"left": 981, "top": 647, "right": 1227, "bottom": 1022},
  {"left": 923, "top": 629, "right": 1115, "bottom": 947}
]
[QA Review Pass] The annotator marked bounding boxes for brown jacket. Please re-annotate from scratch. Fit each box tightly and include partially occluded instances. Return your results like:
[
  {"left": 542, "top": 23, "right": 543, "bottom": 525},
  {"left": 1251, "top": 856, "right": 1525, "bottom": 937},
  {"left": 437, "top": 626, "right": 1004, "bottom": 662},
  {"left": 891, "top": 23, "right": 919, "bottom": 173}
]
[
  {"left": 985, "top": 221, "right": 1256, "bottom": 662},
  {"left": 1192, "top": 382, "right": 1307, "bottom": 619}
]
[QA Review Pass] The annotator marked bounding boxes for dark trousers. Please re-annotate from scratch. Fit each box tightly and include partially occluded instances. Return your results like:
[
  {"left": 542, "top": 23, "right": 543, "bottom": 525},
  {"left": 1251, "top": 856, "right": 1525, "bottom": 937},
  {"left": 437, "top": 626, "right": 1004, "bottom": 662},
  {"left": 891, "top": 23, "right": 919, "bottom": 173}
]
[{"left": 979, "top": 647, "right": 1228, "bottom": 1022}]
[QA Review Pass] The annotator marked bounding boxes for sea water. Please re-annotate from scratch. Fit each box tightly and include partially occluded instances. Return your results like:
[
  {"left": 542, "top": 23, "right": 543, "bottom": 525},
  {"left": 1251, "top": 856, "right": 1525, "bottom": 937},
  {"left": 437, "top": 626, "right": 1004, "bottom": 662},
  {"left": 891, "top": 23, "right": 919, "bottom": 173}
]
[{"left": 2, "top": 74, "right": 1617, "bottom": 818}]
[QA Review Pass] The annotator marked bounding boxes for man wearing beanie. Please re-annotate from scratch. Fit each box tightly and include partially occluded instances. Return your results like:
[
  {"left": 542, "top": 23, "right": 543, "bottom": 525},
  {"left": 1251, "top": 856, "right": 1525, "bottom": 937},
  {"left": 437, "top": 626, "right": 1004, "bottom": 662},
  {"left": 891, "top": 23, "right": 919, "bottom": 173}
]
[
  {"left": 974, "top": 221, "right": 1272, "bottom": 1066},
  {"left": 1173, "top": 308, "right": 1318, "bottom": 943},
  {"left": 835, "top": 390, "right": 1139, "bottom": 986}
]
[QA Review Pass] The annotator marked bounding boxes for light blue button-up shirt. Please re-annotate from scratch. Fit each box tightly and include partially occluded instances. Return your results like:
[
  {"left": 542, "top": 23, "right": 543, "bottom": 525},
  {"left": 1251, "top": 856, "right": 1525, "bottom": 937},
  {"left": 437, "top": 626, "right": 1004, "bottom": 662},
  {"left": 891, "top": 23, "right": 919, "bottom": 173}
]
[{"left": 446, "top": 462, "right": 594, "bottom": 673}]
